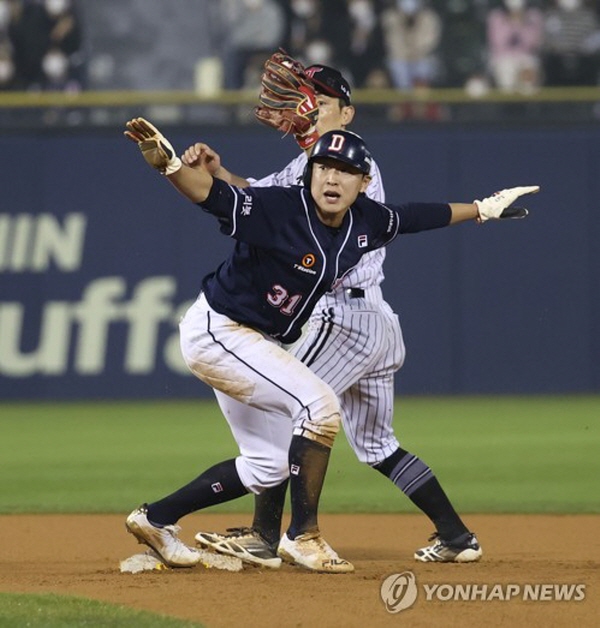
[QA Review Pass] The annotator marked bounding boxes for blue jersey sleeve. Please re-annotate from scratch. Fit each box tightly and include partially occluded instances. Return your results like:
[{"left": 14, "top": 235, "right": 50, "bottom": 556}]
[
  {"left": 356, "top": 197, "right": 452, "bottom": 249},
  {"left": 395, "top": 202, "right": 452, "bottom": 233},
  {"left": 198, "top": 178, "right": 305, "bottom": 247}
]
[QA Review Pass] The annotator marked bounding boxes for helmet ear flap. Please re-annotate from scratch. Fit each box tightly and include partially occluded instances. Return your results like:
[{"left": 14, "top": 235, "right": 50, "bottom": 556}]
[{"left": 302, "top": 162, "right": 311, "bottom": 189}]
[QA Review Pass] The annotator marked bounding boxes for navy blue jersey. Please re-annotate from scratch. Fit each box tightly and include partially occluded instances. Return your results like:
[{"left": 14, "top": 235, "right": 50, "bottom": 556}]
[{"left": 199, "top": 179, "right": 450, "bottom": 343}]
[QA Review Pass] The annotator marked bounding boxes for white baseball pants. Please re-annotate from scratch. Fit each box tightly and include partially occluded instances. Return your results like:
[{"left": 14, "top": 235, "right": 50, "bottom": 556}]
[{"left": 179, "top": 294, "right": 341, "bottom": 493}]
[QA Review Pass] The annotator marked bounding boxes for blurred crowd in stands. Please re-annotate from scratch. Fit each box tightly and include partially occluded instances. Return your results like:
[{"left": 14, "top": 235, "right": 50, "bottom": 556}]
[
  {"left": 0, "top": 0, "right": 83, "bottom": 91},
  {"left": 1, "top": 0, "right": 599, "bottom": 94}
]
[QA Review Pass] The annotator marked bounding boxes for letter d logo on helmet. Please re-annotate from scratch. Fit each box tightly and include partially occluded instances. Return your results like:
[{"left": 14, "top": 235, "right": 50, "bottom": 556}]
[
  {"left": 303, "top": 130, "right": 372, "bottom": 188},
  {"left": 310, "top": 130, "right": 372, "bottom": 175}
]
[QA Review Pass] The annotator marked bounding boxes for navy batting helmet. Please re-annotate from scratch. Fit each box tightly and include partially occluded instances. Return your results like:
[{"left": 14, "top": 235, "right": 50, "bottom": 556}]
[{"left": 303, "top": 130, "right": 372, "bottom": 189}]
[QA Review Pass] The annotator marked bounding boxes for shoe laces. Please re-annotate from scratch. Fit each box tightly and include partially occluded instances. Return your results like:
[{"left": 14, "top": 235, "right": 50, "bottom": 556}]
[
  {"left": 295, "top": 530, "right": 320, "bottom": 541},
  {"left": 224, "top": 527, "right": 276, "bottom": 548},
  {"left": 295, "top": 531, "right": 339, "bottom": 557},
  {"left": 224, "top": 526, "right": 257, "bottom": 538},
  {"left": 426, "top": 531, "right": 475, "bottom": 549},
  {"left": 162, "top": 524, "right": 183, "bottom": 538}
]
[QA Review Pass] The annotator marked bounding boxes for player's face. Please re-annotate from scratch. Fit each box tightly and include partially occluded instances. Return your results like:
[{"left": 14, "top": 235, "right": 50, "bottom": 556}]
[
  {"left": 311, "top": 158, "right": 371, "bottom": 227},
  {"left": 315, "top": 95, "right": 355, "bottom": 136}
]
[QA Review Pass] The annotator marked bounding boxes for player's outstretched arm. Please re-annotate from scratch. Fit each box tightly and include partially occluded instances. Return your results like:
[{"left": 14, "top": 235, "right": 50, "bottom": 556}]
[
  {"left": 449, "top": 185, "right": 540, "bottom": 224},
  {"left": 124, "top": 117, "right": 213, "bottom": 203},
  {"left": 448, "top": 203, "right": 479, "bottom": 224},
  {"left": 181, "top": 142, "right": 250, "bottom": 188}
]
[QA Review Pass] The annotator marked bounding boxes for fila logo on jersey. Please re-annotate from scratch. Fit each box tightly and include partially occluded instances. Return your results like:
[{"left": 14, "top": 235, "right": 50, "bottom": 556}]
[
  {"left": 290, "top": 464, "right": 300, "bottom": 476},
  {"left": 293, "top": 253, "right": 317, "bottom": 275},
  {"left": 385, "top": 207, "right": 395, "bottom": 233},
  {"left": 211, "top": 482, "right": 224, "bottom": 493},
  {"left": 358, "top": 235, "right": 368, "bottom": 248},
  {"left": 241, "top": 194, "right": 253, "bottom": 216}
]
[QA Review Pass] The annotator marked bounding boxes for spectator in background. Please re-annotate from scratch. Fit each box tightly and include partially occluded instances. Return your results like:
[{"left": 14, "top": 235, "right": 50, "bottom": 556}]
[
  {"left": 0, "top": 0, "right": 22, "bottom": 89},
  {"left": 41, "top": 0, "right": 84, "bottom": 92},
  {"left": 347, "top": 0, "right": 388, "bottom": 87},
  {"left": 381, "top": 0, "right": 442, "bottom": 90},
  {"left": 542, "top": 0, "right": 600, "bottom": 86},
  {"left": 285, "top": 0, "right": 324, "bottom": 58},
  {"left": 434, "top": 0, "right": 488, "bottom": 89},
  {"left": 10, "top": 0, "right": 83, "bottom": 91},
  {"left": 486, "top": 0, "right": 544, "bottom": 94},
  {"left": 40, "top": 45, "right": 77, "bottom": 91},
  {"left": 221, "top": 0, "right": 285, "bottom": 89},
  {"left": 0, "top": 0, "right": 17, "bottom": 39},
  {"left": 0, "top": 0, "right": 11, "bottom": 29},
  {"left": 284, "top": 0, "right": 351, "bottom": 71},
  {"left": 303, "top": 38, "right": 335, "bottom": 67},
  {"left": 0, "top": 41, "right": 21, "bottom": 90}
]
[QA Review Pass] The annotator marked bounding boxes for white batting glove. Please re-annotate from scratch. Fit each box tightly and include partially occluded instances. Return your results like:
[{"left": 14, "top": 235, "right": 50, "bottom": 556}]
[
  {"left": 474, "top": 186, "right": 540, "bottom": 223},
  {"left": 124, "top": 117, "right": 183, "bottom": 175}
]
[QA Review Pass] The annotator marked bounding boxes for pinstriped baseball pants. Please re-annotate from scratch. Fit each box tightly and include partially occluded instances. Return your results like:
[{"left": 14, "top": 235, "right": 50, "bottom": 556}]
[{"left": 291, "top": 286, "right": 405, "bottom": 465}]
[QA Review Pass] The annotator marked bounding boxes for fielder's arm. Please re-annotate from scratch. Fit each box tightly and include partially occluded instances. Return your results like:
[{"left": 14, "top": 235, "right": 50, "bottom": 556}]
[
  {"left": 124, "top": 117, "right": 213, "bottom": 203},
  {"left": 181, "top": 142, "right": 250, "bottom": 188}
]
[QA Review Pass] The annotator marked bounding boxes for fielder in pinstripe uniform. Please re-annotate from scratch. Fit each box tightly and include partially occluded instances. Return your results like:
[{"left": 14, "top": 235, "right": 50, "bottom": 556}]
[{"left": 190, "top": 67, "right": 483, "bottom": 566}]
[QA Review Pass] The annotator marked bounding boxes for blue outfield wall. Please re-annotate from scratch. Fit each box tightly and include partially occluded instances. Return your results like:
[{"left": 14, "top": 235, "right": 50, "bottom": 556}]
[{"left": 0, "top": 123, "right": 598, "bottom": 400}]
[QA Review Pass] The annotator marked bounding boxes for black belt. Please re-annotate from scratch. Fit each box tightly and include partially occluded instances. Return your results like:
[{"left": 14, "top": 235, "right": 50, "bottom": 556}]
[{"left": 346, "top": 288, "right": 365, "bottom": 298}]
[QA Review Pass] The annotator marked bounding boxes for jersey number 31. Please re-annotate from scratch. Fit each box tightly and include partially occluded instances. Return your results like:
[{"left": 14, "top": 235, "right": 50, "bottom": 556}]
[{"left": 267, "top": 285, "right": 302, "bottom": 316}]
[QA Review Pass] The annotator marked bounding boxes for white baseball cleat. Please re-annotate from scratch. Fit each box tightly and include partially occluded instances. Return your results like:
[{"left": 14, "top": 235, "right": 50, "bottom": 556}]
[
  {"left": 414, "top": 532, "right": 482, "bottom": 563},
  {"left": 277, "top": 531, "right": 354, "bottom": 573},
  {"left": 125, "top": 505, "right": 202, "bottom": 567}
]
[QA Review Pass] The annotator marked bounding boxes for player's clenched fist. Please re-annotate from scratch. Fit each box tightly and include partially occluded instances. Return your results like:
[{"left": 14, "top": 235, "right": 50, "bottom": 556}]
[
  {"left": 474, "top": 185, "right": 540, "bottom": 223},
  {"left": 181, "top": 143, "right": 222, "bottom": 177},
  {"left": 124, "top": 117, "right": 182, "bottom": 175}
]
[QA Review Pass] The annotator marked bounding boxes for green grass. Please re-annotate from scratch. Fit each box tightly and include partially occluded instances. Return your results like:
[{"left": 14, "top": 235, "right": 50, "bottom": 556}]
[
  {"left": 0, "top": 397, "right": 597, "bottom": 625},
  {"left": 0, "top": 592, "right": 204, "bottom": 627},
  {"left": 327, "top": 395, "right": 600, "bottom": 513},
  {"left": 0, "top": 396, "right": 598, "bottom": 514}
]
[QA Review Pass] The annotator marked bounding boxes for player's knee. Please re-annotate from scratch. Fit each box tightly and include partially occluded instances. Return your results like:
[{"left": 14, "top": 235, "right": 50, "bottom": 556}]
[
  {"left": 293, "top": 390, "right": 341, "bottom": 448},
  {"left": 235, "top": 453, "right": 289, "bottom": 495},
  {"left": 350, "top": 438, "right": 402, "bottom": 465}
]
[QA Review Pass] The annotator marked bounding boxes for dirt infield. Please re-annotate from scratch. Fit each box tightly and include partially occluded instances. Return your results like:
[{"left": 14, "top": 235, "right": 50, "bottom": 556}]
[{"left": 1, "top": 514, "right": 598, "bottom": 627}]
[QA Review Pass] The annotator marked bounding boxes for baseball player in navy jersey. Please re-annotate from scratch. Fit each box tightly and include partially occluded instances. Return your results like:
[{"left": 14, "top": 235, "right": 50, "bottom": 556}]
[
  {"left": 123, "top": 114, "right": 538, "bottom": 573},
  {"left": 188, "top": 67, "right": 397, "bottom": 567},
  {"left": 189, "top": 66, "right": 485, "bottom": 567}
]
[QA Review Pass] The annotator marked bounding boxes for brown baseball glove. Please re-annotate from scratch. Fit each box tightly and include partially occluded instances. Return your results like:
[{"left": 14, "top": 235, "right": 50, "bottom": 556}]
[{"left": 254, "top": 51, "right": 320, "bottom": 150}]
